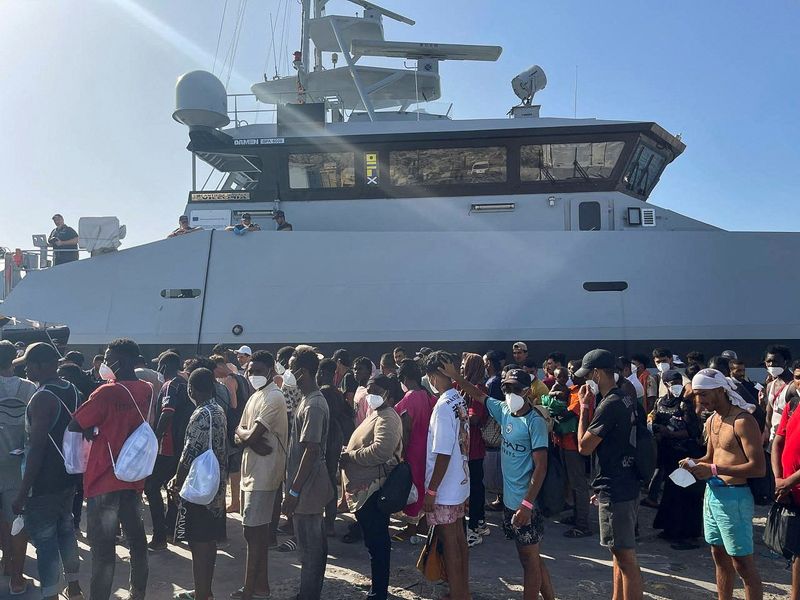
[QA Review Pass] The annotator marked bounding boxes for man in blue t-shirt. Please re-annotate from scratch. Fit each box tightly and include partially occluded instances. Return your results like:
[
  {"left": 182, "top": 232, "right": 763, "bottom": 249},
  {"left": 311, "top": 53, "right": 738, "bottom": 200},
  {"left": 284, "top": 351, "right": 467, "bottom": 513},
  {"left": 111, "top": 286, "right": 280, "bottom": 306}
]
[{"left": 444, "top": 362, "right": 554, "bottom": 600}]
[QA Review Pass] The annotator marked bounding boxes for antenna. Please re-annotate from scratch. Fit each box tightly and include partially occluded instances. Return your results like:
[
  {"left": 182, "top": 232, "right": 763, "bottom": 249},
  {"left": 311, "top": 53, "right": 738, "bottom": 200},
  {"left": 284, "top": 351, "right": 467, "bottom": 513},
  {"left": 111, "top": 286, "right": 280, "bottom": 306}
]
[{"left": 573, "top": 65, "right": 578, "bottom": 118}]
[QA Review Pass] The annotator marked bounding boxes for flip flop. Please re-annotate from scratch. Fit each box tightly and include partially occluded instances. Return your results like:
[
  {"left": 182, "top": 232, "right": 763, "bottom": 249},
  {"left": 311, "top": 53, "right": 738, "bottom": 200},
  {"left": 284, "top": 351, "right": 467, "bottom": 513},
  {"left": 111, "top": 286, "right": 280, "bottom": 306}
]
[{"left": 563, "top": 527, "right": 592, "bottom": 538}]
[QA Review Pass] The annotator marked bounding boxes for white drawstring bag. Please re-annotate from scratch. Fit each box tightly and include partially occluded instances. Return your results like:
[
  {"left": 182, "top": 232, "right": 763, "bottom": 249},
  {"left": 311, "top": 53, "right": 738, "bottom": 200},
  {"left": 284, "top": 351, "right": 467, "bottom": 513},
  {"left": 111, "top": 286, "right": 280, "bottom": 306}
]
[
  {"left": 180, "top": 407, "right": 220, "bottom": 505},
  {"left": 108, "top": 383, "right": 158, "bottom": 482},
  {"left": 42, "top": 384, "right": 92, "bottom": 475}
]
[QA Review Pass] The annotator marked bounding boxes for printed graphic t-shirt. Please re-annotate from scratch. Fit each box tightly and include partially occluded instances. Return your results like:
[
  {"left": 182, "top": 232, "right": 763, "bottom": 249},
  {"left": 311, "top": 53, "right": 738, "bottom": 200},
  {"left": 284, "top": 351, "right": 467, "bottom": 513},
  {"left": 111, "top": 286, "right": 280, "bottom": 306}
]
[{"left": 425, "top": 388, "right": 470, "bottom": 506}]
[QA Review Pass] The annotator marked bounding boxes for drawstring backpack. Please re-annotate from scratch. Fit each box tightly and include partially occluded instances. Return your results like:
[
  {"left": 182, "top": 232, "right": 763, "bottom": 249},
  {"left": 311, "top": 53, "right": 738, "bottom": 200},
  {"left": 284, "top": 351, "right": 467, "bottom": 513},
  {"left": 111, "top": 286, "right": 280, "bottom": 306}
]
[
  {"left": 108, "top": 382, "right": 158, "bottom": 482},
  {"left": 179, "top": 407, "right": 220, "bottom": 505}
]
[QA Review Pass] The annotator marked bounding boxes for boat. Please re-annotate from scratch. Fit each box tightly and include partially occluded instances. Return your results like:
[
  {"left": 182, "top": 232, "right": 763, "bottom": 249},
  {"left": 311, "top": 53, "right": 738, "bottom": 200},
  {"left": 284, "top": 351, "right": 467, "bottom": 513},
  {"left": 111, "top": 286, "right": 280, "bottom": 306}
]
[{"left": 2, "top": 0, "right": 798, "bottom": 363}]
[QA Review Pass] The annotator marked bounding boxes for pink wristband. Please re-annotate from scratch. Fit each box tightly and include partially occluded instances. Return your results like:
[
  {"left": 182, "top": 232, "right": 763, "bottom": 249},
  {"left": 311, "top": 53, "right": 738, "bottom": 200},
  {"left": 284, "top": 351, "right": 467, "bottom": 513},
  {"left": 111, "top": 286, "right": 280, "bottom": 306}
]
[
  {"left": 520, "top": 499, "right": 534, "bottom": 510},
  {"left": 426, "top": 489, "right": 437, "bottom": 497},
  {"left": 710, "top": 464, "right": 718, "bottom": 477}
]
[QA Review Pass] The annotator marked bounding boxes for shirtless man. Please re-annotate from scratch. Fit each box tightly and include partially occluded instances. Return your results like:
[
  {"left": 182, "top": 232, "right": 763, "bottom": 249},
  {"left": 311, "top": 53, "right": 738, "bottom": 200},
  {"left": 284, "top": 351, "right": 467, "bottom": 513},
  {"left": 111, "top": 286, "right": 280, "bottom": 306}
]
[{"left": 684, "top": 368, "right": 765, "bottom": 600}]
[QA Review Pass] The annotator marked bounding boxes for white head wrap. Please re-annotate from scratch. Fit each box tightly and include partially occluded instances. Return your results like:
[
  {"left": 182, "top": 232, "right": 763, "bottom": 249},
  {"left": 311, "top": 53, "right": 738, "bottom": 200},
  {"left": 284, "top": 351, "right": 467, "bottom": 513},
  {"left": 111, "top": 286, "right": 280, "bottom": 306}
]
[{"left": 691, "top": 368, "right": 755, "bottom": 413}]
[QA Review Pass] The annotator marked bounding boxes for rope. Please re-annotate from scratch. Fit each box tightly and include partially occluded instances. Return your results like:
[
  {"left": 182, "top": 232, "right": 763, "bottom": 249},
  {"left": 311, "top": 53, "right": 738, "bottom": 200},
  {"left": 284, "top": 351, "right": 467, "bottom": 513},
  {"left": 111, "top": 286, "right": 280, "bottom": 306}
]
[{"left": 212, "top": 0, "right": 229, "bottom": 75}]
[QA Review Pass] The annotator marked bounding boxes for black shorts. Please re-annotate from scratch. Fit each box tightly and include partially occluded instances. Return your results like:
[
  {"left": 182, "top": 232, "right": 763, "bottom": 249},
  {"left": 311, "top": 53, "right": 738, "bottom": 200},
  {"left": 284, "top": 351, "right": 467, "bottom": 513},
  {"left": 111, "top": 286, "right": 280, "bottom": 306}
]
[
  {"left": 502, "top": 506, "right": 544, "bottom": 546},
  {"left": 227, "top": 449, "right": 243, "bottom": 473},
  {"left": 182, "top": 501, "right": 225, "bottom": 543}
]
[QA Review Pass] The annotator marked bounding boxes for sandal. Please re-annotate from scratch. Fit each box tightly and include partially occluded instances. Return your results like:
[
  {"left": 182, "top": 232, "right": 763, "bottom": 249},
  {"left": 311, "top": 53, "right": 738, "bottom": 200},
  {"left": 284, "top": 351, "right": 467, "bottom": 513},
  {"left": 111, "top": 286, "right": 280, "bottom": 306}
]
[
  {"left": 277, "top": 538, "right": 297, "bottom": 552},
  {"left": 563, "top": 527, "right": 592, "bottom": 538}
]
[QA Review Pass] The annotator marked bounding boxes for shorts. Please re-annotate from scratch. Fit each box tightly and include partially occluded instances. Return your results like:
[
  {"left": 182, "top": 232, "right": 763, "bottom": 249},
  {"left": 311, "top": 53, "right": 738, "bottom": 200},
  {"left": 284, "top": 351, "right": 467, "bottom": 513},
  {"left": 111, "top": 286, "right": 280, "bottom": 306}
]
[
  {"left": 426, "top": 503, "right": 465, "bottom": 526},
  {"left": 598, "top": 499, "right": 638, "bottom": 549},
  {"left": 227, "top": 449, "right": 243, "bottom": 474},
  {"left": 241, "top": 490, "right": 277, "bottom": 527},
  {"left": 703, "top": 484, "right": 754, "bottom": 556},
  {"left": 183, "top": 501, "right": 225, "bottom": 543},
  {"left": 502, "top": 506, "right": 544, "bottom": 546}
]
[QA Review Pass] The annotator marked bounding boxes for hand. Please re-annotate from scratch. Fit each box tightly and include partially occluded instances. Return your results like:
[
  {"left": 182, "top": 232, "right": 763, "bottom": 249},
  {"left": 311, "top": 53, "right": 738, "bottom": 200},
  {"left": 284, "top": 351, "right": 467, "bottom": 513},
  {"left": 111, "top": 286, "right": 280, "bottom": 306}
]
[
  {"left": 578, "top": 384, "right": 595, "bottom": 407},
  {"left": 282, "top": 493, "right": 299, "bottom": 518},
  {"left": 54, "top": 239, "right": 62, "bottom": 247},
  {"left": 438, "top": 360, "right": 459, "bottom": 380},
  {"left": 688, "top": 462, "right": 713, "bottom": 480},
  {"left": 678, "top": 457, "right": 693, "bottom": 469},
  {"left": 423, "top": 491, "right": 436, "bottom": 514},
  {"left": 775, "top": 477, "right": 791, "bottom": 496},
  {"left": 167, "top": 476, "right": 180, "bottom": 496},
  {"left": 273, "top": 375, "right": 284, "bottom": 388},
  {"left": 250, "top": 438, "right": 273, "bottom": 456},
  {"left": 234, "top": 433, "right": 242, "bottom": 446},
  {"left": 511, "top": 505, "right": 532, "bottom": 528},
  {"left": 11, "top": 493, "right": 26, "bottom": 516},
  {"left": 589, "top": 494, "right": 598, "bottom": 506}
]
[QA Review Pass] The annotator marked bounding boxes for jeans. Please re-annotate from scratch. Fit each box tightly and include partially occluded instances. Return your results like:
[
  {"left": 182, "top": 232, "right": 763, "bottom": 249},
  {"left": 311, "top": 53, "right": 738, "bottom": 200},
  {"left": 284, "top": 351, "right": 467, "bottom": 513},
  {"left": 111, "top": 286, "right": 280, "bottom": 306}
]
[
  {"left": 72, "top": 476, "right": 84, "bottom": 530},
  {"left": 144, "top": 454, "right": 178, "bottom": 541},
  {"left": 87, "top": 490, "right": 149, "bottom": 600},
  {"left": 294, "top": 513, "right": 327, "bottom": 600},
  {"left": 25, "top": 487, "right": 80, "bottom": 598},
  {"left": 561, "top": 448, "right": 590, "bottom": 530},
  {"left": 355, "top": 493, "right": 391, "bottom": 600},
  {"left": 467, "top": 458, "right": 485, "bottom": 529}
]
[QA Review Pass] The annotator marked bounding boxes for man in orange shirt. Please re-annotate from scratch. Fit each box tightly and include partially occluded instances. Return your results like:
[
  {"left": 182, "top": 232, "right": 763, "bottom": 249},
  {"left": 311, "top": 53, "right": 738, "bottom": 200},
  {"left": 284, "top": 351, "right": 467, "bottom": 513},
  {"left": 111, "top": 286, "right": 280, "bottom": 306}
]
[{"left": 554, "top": 359, "right": 593, "bottom": 538}]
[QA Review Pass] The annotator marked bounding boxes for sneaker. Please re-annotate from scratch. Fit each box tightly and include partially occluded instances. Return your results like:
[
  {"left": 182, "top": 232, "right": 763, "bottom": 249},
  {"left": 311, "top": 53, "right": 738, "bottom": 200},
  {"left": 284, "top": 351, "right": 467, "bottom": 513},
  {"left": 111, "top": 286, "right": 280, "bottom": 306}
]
[
  {"left": 474, "top": 521, "right": 490, "bottom": 536},
  {"left": 147, "top": 539, "right": 167, "bottom": 552},
  {"left": 466, "top": 529, "right": 483, "bottom": 548}
]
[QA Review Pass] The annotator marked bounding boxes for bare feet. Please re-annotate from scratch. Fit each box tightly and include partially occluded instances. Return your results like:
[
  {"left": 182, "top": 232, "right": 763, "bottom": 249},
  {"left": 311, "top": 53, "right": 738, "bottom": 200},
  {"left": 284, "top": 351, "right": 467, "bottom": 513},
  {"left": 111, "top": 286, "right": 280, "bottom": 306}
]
[{"left": 226, "top": 505, "right": 240, "bottom": 514}]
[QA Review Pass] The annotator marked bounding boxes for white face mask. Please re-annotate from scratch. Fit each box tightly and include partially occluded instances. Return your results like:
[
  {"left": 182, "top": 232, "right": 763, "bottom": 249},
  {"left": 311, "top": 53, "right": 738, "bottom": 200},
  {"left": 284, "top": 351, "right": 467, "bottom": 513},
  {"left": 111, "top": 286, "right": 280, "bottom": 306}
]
[
  {"left": 630, "top": 363, "right": 638, "bottom": 375},
  {"left": 767, "top": 366, "right": 784, "bottom": 378},
  {"left": 613, "top": 373, "right": 620, "bottom": 383},
  {"left": 505, "top": 393, "right": 525, "bottom": 413},
  {"left": 274, "top": 362, "right": 286, "bottom": 376},
  {"left": 670, "top": 384, "right": 684, "bottom": 397},
  {"left": 249, "top": 375, "right": 268, "bottom": 389},
  {"left": 586, "top": 379, "right": 599, "bottom": 395},
  {"left": 99, "top": 362, "right": 116, "bottom": 382},
  {"left": 282, "top": 369, "right": 297, "bottom": 387},
  {"left": 656, "top": 362, "right": 671, "bottom": 373},
  {"left": 401, "top": 383, "right": 409, "bottom": 393},
  {"left": 428, "top": 378, "right": 439, "bottom": 395},
  {"left": 367, "top": 393, "right": 384, "bottom": 410}
]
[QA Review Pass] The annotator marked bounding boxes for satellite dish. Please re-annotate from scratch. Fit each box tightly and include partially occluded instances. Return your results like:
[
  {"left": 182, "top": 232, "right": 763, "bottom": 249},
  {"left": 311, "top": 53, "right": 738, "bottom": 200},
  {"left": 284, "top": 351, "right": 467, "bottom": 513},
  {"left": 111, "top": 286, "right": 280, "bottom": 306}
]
[{"left": 512, "top": 65, "right": 547, "bottom": 105}]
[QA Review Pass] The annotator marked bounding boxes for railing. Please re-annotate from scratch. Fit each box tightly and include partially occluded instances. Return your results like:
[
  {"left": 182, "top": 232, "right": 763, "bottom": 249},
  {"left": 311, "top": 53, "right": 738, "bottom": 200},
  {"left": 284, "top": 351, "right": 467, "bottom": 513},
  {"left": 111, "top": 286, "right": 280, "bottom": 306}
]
[
  {"left": 2, "top": 247, "right": 96, "bottom": 301},
  {"left": 226, "top": 90, "right": 355, "bottom": 127}
]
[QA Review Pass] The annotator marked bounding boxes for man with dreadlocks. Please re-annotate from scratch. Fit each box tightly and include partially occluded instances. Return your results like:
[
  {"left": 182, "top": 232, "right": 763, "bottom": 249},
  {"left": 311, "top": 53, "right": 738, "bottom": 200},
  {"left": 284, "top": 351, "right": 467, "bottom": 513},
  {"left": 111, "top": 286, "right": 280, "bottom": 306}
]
[{"left": 683, "top": 368, "right": 764, "bottom": 600}]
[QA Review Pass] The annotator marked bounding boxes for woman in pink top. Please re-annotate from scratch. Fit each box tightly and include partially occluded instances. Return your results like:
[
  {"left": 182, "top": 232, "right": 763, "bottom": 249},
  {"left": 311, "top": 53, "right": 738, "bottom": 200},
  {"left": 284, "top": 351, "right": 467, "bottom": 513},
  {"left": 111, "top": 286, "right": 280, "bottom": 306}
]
[{"left": 394, "top": 359, "right": 435, "bottom": 540}]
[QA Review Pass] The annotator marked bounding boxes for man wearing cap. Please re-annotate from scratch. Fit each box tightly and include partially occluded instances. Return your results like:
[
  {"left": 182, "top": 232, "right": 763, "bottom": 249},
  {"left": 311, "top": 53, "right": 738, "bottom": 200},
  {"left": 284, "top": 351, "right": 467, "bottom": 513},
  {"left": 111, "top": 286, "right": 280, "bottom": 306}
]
[
  {"left": 444, "top": 362, "right": 554, "bottom": 600},
  {"left": 576, "top": 349, "right": 644, "bottom": 600},
  {"left": 48, "top": 214, "right": 79, "bottom": 266},
  {"left": 684, "top": 368, "right": 764, "bottom": 600},
  {"left": 511, "top": 342, "right": 528, "bottom": 366},
  {"left": 272, "top": 210, "right": 293, "bottom": 231},
  {"left": 167, "top": 215, "right": 201, "bottom": 238},
  {"left": 12, "top": 343, "right": 84, "bottom": 600},
  {"left": 226, "top": 213, "right": 261, "bottom": 234},
  {"left": 236, "top": 346, "right": 253, "bottom": 372}
]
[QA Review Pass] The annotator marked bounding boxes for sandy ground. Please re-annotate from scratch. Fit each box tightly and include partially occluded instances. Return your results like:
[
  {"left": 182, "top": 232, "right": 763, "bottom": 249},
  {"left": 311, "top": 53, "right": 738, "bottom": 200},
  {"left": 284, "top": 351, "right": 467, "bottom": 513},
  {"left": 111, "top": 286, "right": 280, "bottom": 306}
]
[{"left": 2, "top": 498, "right": 793, "bottom": 599}]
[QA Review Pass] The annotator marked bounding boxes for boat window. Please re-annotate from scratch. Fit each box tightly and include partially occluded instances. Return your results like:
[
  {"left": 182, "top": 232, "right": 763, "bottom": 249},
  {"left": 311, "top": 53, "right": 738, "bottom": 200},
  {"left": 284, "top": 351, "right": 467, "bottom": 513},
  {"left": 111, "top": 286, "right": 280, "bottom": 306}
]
[
  {"left": 578, "top": 201, "right": 602, "bottom": 231},
  {"left": 583, "top": 281, "right": 628, "bottom": 292},
  {"left": 288, "top": 152, "right": 355, "bottom": 189},
  {"left": 389, "top": 147, "right": 507, "bottom": 186},
  {"left": 160, "top": 289, "right": 201, "bottom": 299},
  {"left": 623, "top": 144, "right": 666, "bottom": 196},
  {"left": 520, "top": 141, "right": 624, "bottom": 182}
]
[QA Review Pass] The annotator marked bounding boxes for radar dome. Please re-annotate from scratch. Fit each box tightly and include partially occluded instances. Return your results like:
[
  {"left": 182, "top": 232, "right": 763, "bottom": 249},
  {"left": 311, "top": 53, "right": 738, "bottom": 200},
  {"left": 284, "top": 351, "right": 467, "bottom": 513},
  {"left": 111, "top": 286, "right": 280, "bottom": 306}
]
[
  {"left": 512, "top": 65, "right": 547, "bottom": 105},
  {"left": 173, "top": 70, "right": 230, "bottom": 128}
]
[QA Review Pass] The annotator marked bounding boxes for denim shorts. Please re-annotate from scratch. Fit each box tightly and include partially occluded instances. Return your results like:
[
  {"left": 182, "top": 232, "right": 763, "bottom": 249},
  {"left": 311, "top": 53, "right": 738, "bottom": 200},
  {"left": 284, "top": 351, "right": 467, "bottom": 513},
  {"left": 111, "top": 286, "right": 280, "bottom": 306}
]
[{"left": 598, "top": 499, "right": 638, "bottom": 549}]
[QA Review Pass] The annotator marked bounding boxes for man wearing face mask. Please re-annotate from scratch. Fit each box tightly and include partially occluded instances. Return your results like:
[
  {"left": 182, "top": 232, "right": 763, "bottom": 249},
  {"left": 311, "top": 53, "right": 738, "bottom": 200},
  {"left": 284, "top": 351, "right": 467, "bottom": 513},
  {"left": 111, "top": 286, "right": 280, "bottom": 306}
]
[
  {"left": 653, "top": 348, "right": 690, "bottom": 398},
  {"left": 764, "top": 345, "right": 793, "bottom": 450},
  {"left": 233, "top": 351, "right": 287, "bottom": 600},
  {"left": 577, "top": 349, "right": 644, "bottom": 600},
  {"left": 445, "top": 364, "right": 555, "bottom": 600},
  {"left": 144, "top": 351, "right": 189, "bottom": 551}
]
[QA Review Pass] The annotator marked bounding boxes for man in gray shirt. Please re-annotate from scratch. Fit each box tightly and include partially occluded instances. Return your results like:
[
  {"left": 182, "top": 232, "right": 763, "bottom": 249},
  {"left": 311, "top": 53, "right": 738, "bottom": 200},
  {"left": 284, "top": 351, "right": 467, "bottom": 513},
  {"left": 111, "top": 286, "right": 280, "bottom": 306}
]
[{"left": 282, "top": 346, "right": 333, "bottom": 600}]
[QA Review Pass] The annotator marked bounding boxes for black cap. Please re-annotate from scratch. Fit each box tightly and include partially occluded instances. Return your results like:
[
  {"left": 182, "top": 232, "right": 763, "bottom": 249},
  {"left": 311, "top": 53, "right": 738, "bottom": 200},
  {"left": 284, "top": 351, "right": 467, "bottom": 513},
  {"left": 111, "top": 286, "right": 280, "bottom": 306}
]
[
  {"left": 574, "top": 349, "right": 615, "bottom": 378},
  {"left": 661, "top": 369, "right": 683, "bottom": 383},
  {"left": 0, "top": 340, "right": 17, "bottom": 367},
  {"left": 60, "top": 350, "right": 85, "bottom": 366},
  {"left": 13, "top": 342, "right": 60, "bottom": 366},
  {"left": 272, "top": 210, "right": 285, "bottom": 219},
  {"left": 241, "top": 213, "right": 251, "bottom": 220},
  {"left": 501, "top": 368, "right": 532, "bottom": 388}
]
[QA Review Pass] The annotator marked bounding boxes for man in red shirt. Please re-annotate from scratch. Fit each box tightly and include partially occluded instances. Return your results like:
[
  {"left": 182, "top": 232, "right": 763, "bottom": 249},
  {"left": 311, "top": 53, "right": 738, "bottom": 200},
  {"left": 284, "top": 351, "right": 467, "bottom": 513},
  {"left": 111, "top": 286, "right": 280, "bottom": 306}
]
[
  {"left": 69, "top": 339, "right": 154, "bottom": 600},
  {"left": 771, "top": 359, "right": 800, "bottom": 600}
]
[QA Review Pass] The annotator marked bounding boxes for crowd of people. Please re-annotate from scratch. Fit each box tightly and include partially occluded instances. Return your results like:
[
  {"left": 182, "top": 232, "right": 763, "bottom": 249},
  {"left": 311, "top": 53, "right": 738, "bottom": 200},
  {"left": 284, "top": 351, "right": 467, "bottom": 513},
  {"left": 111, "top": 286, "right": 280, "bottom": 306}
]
[{"left": 0, "top": 337, "right": 798, "bottom": 600}]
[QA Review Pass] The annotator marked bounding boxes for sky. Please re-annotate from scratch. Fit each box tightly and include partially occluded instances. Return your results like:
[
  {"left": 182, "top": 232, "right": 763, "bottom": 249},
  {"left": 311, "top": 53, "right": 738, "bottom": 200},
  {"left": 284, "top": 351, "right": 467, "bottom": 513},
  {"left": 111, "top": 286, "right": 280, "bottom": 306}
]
[{"left": 1, "top": 0, "right": 799, "bottom": 252}]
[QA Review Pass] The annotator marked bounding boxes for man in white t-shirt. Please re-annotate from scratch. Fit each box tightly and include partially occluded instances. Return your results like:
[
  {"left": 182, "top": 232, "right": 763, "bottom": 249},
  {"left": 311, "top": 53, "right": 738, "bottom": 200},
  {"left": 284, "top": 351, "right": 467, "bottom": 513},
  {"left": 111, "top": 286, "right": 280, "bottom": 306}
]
[
  {"left": 764, "top": 345, "right": 793, "bottom": 448},
  {"left": 422, "top": 351, "right": 470, "bottom": 600}
]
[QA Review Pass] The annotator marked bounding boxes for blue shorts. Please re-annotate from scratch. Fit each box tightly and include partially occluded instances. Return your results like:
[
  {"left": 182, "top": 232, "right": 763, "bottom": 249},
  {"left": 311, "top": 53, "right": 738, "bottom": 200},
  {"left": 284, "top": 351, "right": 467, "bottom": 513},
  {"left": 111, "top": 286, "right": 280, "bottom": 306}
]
[{"left": 703, "top": 484, "right": 754, "bottom": 556}]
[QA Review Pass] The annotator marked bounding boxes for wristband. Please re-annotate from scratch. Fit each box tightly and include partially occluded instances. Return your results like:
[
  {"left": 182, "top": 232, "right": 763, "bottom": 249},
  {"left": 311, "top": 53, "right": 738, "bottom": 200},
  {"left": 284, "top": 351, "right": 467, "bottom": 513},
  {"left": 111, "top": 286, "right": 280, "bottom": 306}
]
[
  {"left": 520, "top": 499, "right": 534, "bottom": 510},
  {"left": 710, "top": 464, "right": 718, "bottom": 477},
  {"left": 288, "top": 488, "right": 300, "bottom": 498},
  {"left": 425, "top": 488, "right": 437, "bottom": 497}
]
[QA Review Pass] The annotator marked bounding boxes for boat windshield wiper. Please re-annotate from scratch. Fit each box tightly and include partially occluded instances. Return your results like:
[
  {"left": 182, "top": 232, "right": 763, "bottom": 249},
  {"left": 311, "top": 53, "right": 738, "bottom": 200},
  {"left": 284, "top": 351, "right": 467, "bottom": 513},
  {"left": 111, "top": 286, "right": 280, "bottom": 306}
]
[{"left": 572, "top": 160, "right": 591, "bottom": 182}]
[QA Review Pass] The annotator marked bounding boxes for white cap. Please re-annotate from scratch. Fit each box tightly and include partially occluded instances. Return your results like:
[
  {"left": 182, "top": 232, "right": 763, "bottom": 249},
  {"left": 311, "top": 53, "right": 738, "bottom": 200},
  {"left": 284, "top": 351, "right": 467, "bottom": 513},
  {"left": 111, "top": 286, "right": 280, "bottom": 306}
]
[{"left": 236, "top": 345, "right": 252, "bottom": 356}]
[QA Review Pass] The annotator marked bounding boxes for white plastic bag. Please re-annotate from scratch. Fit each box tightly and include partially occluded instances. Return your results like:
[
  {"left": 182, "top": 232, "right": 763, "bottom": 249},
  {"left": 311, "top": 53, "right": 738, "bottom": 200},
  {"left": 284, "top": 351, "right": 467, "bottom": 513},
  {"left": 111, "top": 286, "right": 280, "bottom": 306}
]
[
  {"left": 62, "top": 430, "right": 91, "bottom": 475},
  {"left": 180, "top": 408, "right": 220, "bottom": 505},
  {"left": 406, "top": 483, "right": 419, "bottom": 506},
  {"left": 108, "top": 383, "right": 158, "bottom": 482}
]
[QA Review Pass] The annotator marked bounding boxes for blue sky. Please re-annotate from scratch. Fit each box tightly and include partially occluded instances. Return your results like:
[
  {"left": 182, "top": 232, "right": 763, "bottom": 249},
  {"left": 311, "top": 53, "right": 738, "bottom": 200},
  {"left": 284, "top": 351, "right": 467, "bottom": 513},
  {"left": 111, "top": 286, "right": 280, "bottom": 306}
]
[{"left": 1, "top": 0, "right": 798, "bottom": 251}]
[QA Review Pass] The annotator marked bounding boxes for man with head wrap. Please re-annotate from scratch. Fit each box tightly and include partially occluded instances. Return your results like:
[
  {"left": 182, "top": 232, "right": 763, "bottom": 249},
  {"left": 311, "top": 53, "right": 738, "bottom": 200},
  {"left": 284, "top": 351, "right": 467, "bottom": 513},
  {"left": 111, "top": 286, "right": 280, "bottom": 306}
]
[{"left": 683, "top": 368, "right": 764, "bottom": 600}]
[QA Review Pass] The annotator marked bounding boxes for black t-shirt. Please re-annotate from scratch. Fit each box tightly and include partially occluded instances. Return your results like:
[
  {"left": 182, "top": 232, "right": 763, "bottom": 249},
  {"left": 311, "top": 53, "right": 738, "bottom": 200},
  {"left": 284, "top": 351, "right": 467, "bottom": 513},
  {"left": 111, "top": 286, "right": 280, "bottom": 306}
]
[
  {"left": 49, "top": 225, "right": 79, "bottom": 264},
  {"left": 157, "top": 376, "right": 193, "bottom": 455},
  {"left": 587, "top": 387, "right": 641, "bottom": 502}
]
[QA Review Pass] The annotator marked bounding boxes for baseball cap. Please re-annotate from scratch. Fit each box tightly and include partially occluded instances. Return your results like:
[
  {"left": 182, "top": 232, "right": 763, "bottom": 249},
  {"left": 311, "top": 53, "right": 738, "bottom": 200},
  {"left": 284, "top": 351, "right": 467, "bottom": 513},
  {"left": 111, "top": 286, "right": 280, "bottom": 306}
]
[
  {"left": 721, "top": 350, "right": 738, "bottom": 360},
  {"left": 59, "top": 350, "right": 85, "bottom": 366},
  {"left": 501, "top": 368, "right": 532, "bottom": 388},
  {"left": 661, "top": 369, "right": 683, "bottom": 383},
  {"left": 574, "top": 349, "right": 615, "bottom": 378},
  {"left": 512, "top": 342, "right": 528, "bottom": 352},
  {"left": 236, "top": 345, "right": 252, "bottom": 356},
  {"left": 13, "top": 342, "right": 60, "bottom": 367},
  {"left": 272, "top": 210, "right": 285, "bottom": 219},
  {"left": 241, "top": 213, "right": 252, "bottom": 220}
]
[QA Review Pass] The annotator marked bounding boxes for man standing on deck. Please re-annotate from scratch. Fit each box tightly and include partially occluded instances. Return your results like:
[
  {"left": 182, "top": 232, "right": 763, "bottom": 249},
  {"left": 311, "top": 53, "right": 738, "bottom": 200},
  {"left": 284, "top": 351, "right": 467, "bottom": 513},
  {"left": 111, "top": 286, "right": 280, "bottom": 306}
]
[
  {"left": 577, "top": 349, "right": 644, "bottom": 600},
  {"left": 48, "top": 214, "right": 79, "bottom": 266},
  {"left": 272, "top": 210, "right": 293, "bottom": 231},
  {"left": 167, "top": 215, "right": 201, "bottom": 237},
  {"left": 685, "top": 368, "right": 764, "bottom": 600}
]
